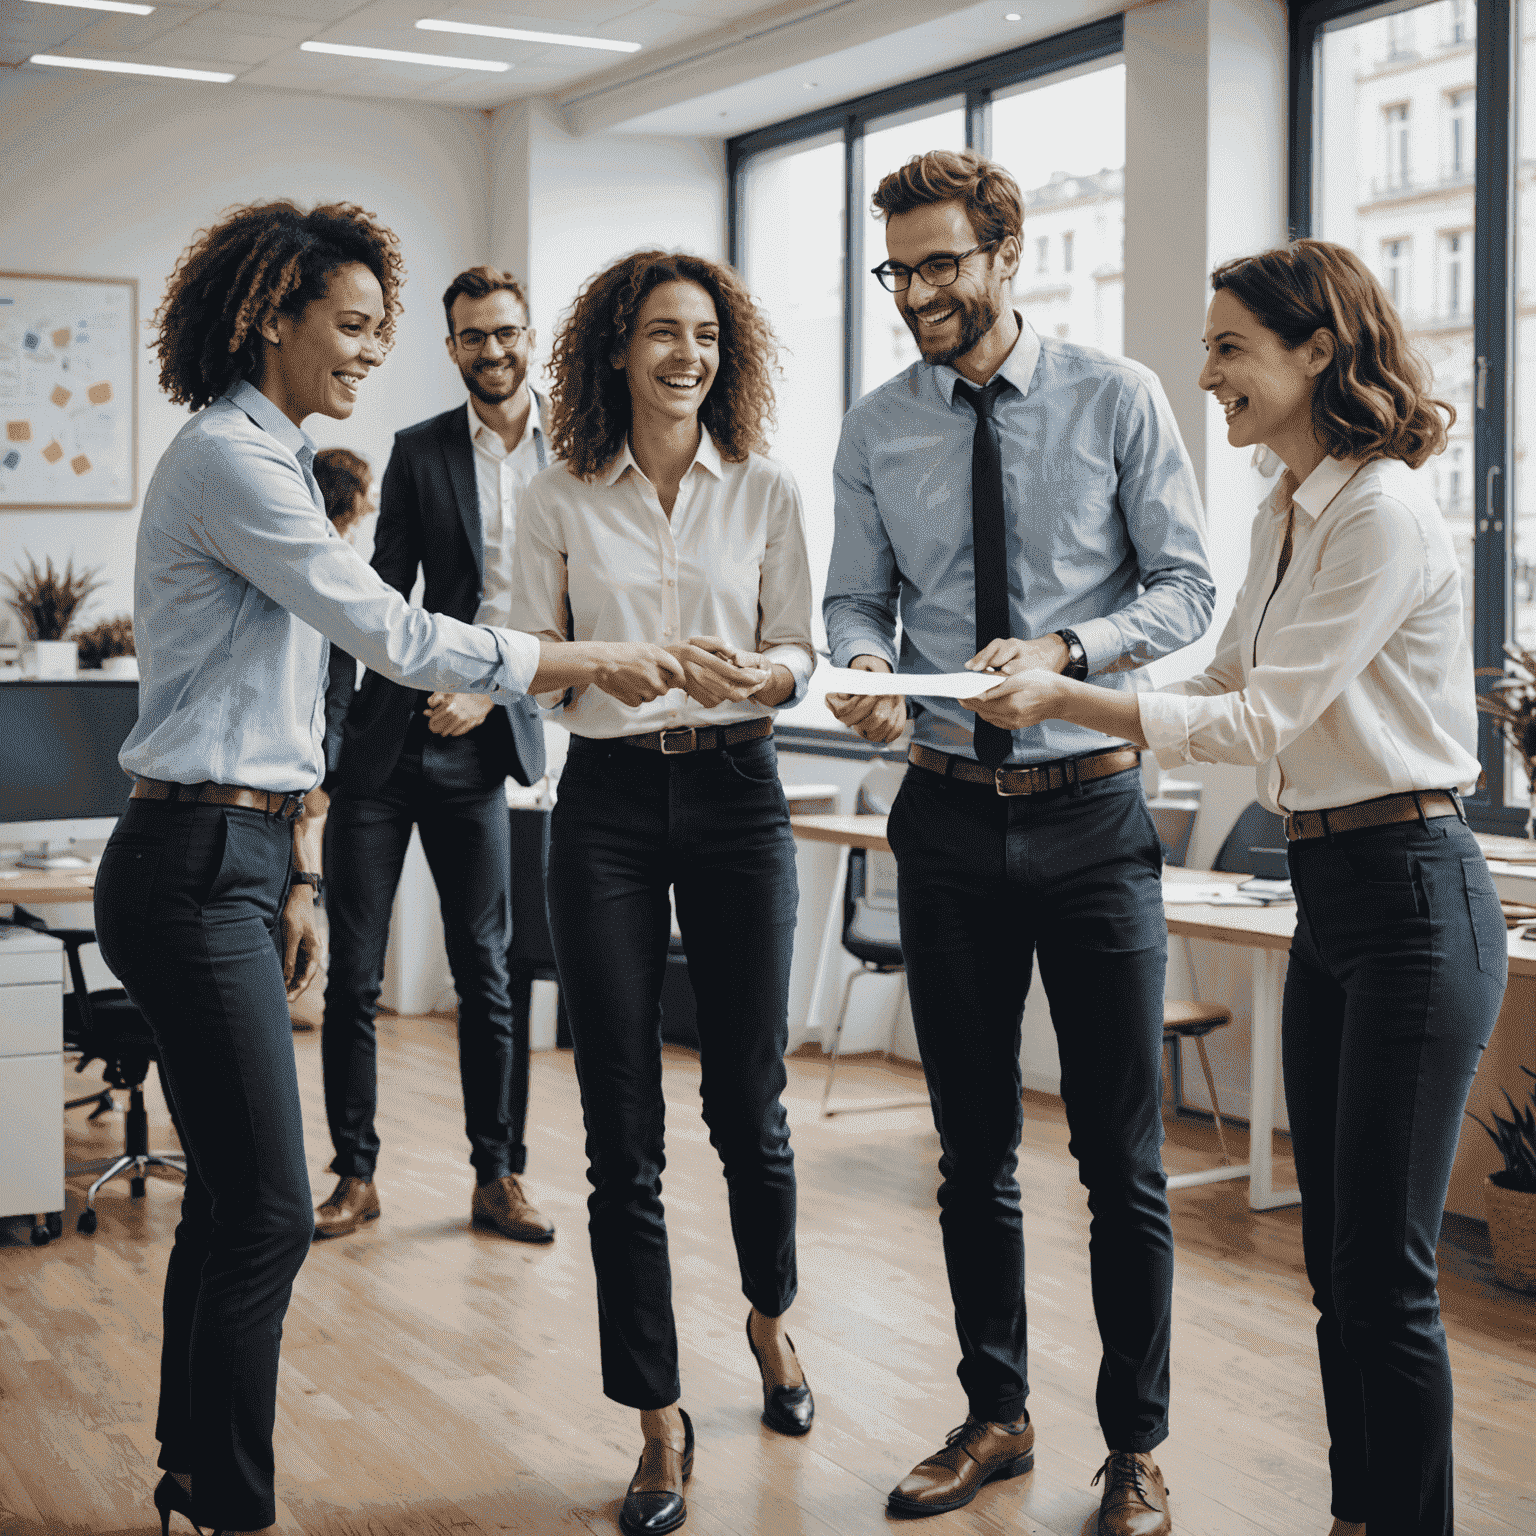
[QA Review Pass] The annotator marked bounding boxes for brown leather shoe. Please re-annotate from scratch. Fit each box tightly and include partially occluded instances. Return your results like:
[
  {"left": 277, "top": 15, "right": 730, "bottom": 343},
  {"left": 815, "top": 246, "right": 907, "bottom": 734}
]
[
  {"left": 887, "top": 1416, "right": 1035, "bottom": 1516},
  {"left": 1094, "top": 1451, "right": 1172, "bottom": 1535},
  {"left": 313, "top": 1176, "right": 380, "bottom": 1239},
  {"left": 471, "top": 1174, "right": 556, "bottom": 1243}
]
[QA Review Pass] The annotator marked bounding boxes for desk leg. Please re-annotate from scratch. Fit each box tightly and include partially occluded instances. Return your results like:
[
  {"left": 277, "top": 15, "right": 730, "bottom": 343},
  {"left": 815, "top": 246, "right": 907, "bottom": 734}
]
[
  {"left": 804, "top": 845, "right": 849, "bottom": 1048},
  {"left": 1248, "top": 947, "right": 1301, "bottom": 1211}
]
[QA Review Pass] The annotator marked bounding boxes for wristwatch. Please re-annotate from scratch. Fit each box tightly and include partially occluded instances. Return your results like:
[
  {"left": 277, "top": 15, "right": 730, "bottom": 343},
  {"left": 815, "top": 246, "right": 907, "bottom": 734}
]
[
  {"left": 1054, "top": 628, "right": 1089, "bottom": 681},
  {"left": 290, "top": 871, "right": 325, "bottom": 900}
]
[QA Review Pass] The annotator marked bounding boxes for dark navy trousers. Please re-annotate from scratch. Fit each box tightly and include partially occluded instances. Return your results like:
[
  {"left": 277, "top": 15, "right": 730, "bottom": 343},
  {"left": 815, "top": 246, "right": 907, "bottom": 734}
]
[
  {"left": 1284, "top": 816, "right": 1505, "bottom": 1534},
  {"left": 886, "top": 758, "right": 1173, "bottom": 1450}
]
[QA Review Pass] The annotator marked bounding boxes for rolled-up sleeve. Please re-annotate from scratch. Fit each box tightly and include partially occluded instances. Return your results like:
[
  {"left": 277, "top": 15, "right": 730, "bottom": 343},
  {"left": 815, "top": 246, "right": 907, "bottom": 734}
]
[
  {"left": 824, "top": 411, "right": 900, "bottom": 668},
  {"left": 757, "top": 466, "right": 816, "bottom": 707},
  {"left": 505, "top": 475, "right": 574, "bottom": 709}
]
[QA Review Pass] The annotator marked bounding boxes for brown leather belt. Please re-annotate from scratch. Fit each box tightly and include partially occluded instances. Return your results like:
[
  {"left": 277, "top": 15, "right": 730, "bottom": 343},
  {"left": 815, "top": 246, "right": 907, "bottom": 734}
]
[
  {"left": 1284, "top": 790, "right": 1462, "bottom": 843},
  {"left": 620, "top": 718, "right": 773, "bottom": 755},
  {"left": 909, "top": 742, "right": 1141, "bottom": 797},
  {"left": 131, "top": 777, "right": 307, "bottom": 821}
]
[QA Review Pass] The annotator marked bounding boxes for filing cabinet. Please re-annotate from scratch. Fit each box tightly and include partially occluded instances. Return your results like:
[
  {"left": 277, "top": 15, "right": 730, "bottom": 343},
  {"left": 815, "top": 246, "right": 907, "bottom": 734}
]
[{"left": 0, "top": 926, "right": 64, "bottom": 1243}]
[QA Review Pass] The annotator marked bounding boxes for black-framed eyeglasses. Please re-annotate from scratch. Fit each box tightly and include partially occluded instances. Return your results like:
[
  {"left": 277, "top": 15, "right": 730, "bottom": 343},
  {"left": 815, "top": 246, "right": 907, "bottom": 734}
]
[
  {"left": 870, "top": 242, "right": 998, "bottom": 292},
  {"left": 453, "top": 325, "right": 528, "bottom": 350}
]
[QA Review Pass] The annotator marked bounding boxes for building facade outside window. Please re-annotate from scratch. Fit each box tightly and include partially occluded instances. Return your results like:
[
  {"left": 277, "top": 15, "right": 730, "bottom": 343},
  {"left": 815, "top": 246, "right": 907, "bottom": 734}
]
[
  {"left": 1382, "top": 237, "right": 1410, "bottom": 308},
  {"left": 1446, "top": 87, "right": 1475, "bottom": 177},
  {"left": 1382, "top": 102, "right": 1412, "bottom": 190}
]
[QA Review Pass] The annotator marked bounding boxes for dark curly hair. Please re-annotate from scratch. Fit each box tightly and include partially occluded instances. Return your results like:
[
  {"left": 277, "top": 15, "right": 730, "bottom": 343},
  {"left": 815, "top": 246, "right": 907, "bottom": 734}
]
[
  {"left": 152, "top": 200, "right": 406, "bottom": 412},
  {"left": 312, "top": 447, "right": 371, "bottom": 534},
  {"left": 547, "top": 250, "right": 777, "bottom": 479},
  {"left": 1211, "top": 239, "right": 1452, "bottom": 469}
]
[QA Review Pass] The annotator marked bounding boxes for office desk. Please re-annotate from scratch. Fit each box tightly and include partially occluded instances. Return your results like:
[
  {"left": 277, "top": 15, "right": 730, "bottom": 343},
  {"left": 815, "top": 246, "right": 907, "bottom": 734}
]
[
  {"left": 0, "top": 869, "right": 98, "bottom": 906},
  {"left": 790, "top": 814, "right": 1536, "bottom": 1213}
]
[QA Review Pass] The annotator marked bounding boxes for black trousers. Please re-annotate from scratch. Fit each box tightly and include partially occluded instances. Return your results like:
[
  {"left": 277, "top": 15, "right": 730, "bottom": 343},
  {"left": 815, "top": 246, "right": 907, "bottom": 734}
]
[
  {"left": 322, "top": 728, "right": 526, "bottom": 1182},
  {"left": 546, "top": 734, "right": 800, "bottom": 1409},
  {"left": 95, "top": 801, "right": 312, "bottom": 1533},
  {"left": 886, "top": 760, "right": 1173, "bottom": 1449},
  {"left": 1284, "top": 816, "right": 1505, "bottom": 1534}
]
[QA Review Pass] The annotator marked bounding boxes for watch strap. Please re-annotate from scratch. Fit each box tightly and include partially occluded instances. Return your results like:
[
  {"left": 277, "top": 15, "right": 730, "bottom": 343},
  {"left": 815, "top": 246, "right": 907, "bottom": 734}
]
[{"left": 1054, "top": 628, "right": 1089, "bottom": 681}]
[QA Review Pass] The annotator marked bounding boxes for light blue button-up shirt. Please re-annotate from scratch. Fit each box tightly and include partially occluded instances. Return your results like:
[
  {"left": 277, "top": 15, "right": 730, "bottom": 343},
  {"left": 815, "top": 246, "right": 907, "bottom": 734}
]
[
  {"left": 824, "top": 320, "right": 1214, "bottom": 764},
  {"left": 119, "top": 380, "right": 540, "bottom": 793}
]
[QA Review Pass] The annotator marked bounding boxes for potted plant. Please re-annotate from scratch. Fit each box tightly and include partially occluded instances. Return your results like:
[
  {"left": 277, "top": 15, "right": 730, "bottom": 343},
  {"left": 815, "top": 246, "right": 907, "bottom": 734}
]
[
  {"left": 1470, "top": 1066, "right": 1536, "bottom": 1293},
  {"left": 0, "top": 553, "right": 105, "bottom": 681},
  {"left": 75, "top": 615, "right": 136, "bottom": 678},
  {"left": 1477, "top": 643, "right": 1536, "bottom": 835}
]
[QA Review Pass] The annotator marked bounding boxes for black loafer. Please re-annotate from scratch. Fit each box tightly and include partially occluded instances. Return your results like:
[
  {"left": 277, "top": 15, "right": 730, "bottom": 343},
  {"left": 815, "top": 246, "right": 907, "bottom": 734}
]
[
  {"left": 745, "top": 1314, "right": 815, "bottom": 1435},
  {"left": 619, "top": 1407, "right": 694, "bottom": 1536}
]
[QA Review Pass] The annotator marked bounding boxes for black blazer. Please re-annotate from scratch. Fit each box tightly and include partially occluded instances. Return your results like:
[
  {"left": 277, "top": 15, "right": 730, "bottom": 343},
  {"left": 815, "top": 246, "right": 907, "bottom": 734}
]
[{"left": 333, "top": 398, "right": 549, "bottom": 798}]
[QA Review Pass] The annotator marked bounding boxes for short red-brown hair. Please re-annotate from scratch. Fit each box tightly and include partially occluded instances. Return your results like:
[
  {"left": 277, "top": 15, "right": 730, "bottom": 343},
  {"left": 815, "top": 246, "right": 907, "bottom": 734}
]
[
  {"left": 442, "top": 265, "right": 528, "bottom": 336},
  {"left": 870, "top": 149, "right": 1024, "bottom": 247}
]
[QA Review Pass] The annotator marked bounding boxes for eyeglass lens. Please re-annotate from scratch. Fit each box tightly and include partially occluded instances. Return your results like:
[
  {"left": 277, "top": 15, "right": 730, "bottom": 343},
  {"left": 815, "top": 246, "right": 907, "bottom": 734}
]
[
  {"left": 456, "top": 326, "right": 525, "bottom": 348},
  {"left": 878, "top": 257, "right": 960, "bottom": 293}
]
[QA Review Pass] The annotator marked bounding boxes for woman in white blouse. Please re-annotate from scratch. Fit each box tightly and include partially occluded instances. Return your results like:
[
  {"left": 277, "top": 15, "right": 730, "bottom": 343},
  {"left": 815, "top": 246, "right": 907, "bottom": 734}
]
[
  {"left": 508, "top": 251, "right": 817, "bottom": 1536},
  {"left": 961, "top": 239, "right": 1503, "bottom": 1536}
]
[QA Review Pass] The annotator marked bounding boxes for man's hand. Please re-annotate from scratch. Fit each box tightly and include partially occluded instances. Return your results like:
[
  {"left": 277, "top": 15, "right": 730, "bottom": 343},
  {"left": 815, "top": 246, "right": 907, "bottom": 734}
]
[
  {"left": 424, "top": 691, "right": 494, "bottom": 737},
  {"left": 588, "top": 642, "right": 690, "bottom": 707},
  {"left": 825, "top": 654, "right": 907, "bottom": 745},
  {"left": 669, "top": 635, "right": 773, "bottom": 708},
  {"left": 282, "top": 886, "right": 324, "bottom": 1001},
  {"left": 967, "top": 634, "right": 1070, "bottom": 676}
]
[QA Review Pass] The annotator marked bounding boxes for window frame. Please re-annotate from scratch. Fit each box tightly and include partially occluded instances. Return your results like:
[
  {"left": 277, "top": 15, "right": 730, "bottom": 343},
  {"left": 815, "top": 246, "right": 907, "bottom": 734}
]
[
  {"left": 726, "top": 14, "right": 1124, "bottom": 413},
  {"left": 1290, "top": 0, "right": 1519, "bottom": 832}
]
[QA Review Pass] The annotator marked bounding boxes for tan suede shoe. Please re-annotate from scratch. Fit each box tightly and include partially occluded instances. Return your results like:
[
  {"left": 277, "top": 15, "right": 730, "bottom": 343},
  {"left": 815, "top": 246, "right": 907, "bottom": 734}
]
[
  {"left": 471, "top": 1174, "right": 556, "bottom": 1243},
  {"left": 313, "top": 1176, "right": 380, "bottom": 1239},
  {"left": 1093, "top": 1451, "right": 1172, "bottom": 1535},
  {"left": 887, "top": 1416, "right": 1035, "bottom": 1516}
]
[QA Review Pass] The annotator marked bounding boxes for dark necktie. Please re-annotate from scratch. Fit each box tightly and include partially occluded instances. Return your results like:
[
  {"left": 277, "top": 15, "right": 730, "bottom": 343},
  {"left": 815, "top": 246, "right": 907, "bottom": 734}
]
[{"left": 954, "top": 378, "right": 1012, "bottom": 769}]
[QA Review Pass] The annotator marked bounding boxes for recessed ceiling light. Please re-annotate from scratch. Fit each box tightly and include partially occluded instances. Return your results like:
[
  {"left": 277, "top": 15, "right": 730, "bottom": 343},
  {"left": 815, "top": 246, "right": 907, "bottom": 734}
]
[
  {"left": 25, "top": 1, "right": 155, "bottom": 14},
  {"left": 300, "top": 41, "right": 509, "bottom": 72},
  {"left": 1005, "top": 11, "right": 1022, "bottom": 19},
  {"left": 30, "top": 52, "right": 233, "bottom": 80},
  {"left": 416, "top": 19, "right": 640, "bottom": 54},
  {"left": 802, "top": 81, "right": 818, "bottom": 89}
]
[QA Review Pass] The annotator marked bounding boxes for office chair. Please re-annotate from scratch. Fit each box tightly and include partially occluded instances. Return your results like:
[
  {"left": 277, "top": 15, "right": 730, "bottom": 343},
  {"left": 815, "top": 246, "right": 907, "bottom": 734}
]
[
  {"left": 50, "top": 925, "right": 186, "bottom": 1234},
  {"left": 820, "top": 763, "right": 928, "bottom": 1118},
  {"left": 1213, "top": 800, "right": 1289, "bottom": 878}
]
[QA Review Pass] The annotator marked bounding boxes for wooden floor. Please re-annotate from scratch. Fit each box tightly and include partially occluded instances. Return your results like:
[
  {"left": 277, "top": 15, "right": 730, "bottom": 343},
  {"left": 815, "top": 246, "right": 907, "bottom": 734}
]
[{"left": 2, "top": 1019, "right": 1533, "bottom": 1536}]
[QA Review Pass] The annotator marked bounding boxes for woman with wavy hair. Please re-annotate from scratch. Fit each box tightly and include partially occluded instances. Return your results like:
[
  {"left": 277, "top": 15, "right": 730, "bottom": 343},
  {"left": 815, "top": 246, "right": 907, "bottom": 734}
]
[
  {"left": 961, "top": 238, "right": 1501, "bottom": 1535},
  {"left": 98, "top": 202, "right": 682, "bottom": 1536},
  {"left": 509, "top": 250, "right": 817, "bottom": 1535}
]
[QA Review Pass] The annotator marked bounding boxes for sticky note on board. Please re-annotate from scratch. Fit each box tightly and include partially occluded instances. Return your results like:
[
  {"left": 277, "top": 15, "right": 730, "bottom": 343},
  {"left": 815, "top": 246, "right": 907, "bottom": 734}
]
[
  {"left": 6, "top": 421, "right": 30, "bottom": 442},
  {"left": 41, "top": 440, "right": 63, "bottom": 464},
  {"left": 87, "top": 380, "right": 112, "bottom": 405},
  {"left": 23, "top": 331, "right": 39, "bottom": 351},
  {"left": 2, "top": 451, "right": 19, "bottom": 470},
  {"left": 70, "top": 454, "right": 91, "bottom": 476},
  {"left": 50, "top": 385, "right": 71, "bottom": 409},
  {"left": 52, "top": 328, "right": 71, "bottom": 348}
]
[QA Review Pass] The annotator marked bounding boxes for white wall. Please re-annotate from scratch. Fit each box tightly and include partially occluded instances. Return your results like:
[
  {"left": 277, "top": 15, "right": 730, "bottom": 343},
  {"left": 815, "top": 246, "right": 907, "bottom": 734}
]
[{"left": 0, "top": 70, "right": 493, "bottom": 634}]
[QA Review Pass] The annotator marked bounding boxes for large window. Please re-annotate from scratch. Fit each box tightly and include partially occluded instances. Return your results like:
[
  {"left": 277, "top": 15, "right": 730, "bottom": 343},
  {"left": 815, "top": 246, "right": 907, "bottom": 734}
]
[
  {"left": 728, "top": 18, "right": 1125, "bottom": 653},
  {"left": 1295, "top": 0, "right": 1528, "bottom": 828}
]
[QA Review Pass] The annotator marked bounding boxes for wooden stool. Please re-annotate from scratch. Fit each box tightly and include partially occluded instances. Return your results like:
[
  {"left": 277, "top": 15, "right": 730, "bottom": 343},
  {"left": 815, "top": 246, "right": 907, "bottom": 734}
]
[{"left": 1163, "top": 1000, "right": 1234, "bottom": 1165}]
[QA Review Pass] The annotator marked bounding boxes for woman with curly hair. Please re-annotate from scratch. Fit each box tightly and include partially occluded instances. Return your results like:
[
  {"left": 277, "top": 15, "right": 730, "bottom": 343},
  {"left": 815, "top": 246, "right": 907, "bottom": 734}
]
[
  {"left": 94, "top": 201, "right": 683, "bottom": 1536},
  {"left": 970, "top": 239, "right": 1501, "bottom": 1536},
  {"left": 508, "top": 250, "right": 817, "bottom": 1535}
]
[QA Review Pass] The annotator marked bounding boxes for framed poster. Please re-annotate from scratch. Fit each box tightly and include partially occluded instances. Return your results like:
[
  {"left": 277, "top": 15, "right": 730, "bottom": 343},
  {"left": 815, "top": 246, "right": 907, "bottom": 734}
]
[{"left": 0, "top": 272, "right": 137, "bottom": 510}]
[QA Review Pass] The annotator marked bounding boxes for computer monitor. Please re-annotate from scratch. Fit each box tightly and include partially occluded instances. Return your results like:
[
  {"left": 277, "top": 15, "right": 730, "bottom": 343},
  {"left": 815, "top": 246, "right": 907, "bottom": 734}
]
[{"left": 0, "top": 679, "right": 138, "bottom": 847}]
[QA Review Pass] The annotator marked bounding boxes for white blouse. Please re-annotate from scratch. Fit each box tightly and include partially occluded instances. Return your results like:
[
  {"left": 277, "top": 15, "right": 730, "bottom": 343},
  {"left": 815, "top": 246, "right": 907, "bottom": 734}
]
[
  {"left": 507, "top": 430, "right": 816, "bottom": 740},
  {"left": 1137, "top": 454, "right": 1481, "bottom": 814}
]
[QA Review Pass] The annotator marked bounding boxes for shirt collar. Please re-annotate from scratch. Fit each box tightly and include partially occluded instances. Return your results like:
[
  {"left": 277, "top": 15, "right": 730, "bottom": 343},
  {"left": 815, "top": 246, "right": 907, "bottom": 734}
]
[
  {"left": 1261, "top": 454, "right": 1361, "bottom": 525},
  {"left": 603, "top": 427, "right": 724, "bottom": 488},
  {"left": 466, "top": 392, "right": 544, "bottom": 453},
  {"left": 226, "top": 379, "right": 316, "bottom": 463},
  {"left": 933, "top": 314, "right": 1041, "bottom": 406}
]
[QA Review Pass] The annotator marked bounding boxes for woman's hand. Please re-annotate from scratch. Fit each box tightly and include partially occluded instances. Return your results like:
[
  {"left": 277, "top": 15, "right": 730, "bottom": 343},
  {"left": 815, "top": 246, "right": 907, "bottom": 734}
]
[
  {"left": 825, "top": 654, "right": 907, "bottom": 745},
  {"left": 958, "top": 670, "right": 1069, "bottom": 731},
  {"left": 667, "top": 635, "right": 771, "bottom": 708}
]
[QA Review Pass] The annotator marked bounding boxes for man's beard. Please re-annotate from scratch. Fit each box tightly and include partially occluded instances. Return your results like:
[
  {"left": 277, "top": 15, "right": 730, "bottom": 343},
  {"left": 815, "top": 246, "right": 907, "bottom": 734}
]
[
  {"left": 904, "top": 292, "right": 1000, "bottom": 368},
  {"left": 461, "top": 355, "right": 525, "bottom": 405}
]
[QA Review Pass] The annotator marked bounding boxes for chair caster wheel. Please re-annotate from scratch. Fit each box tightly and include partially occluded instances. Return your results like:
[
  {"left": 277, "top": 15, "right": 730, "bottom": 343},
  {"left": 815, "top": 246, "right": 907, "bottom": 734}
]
[
  {"left": 130, "top": 1177, "right": 146, "bottom": 1199},
  {"left": 78, "top": 1209, "right": 98, "bottom": 1235},
  {"left": 46, "top": 1212, "right": 62, "bottom": 1239},
  {"left": 29, "top": 1222, "right": 51, "bottom": 1246}
]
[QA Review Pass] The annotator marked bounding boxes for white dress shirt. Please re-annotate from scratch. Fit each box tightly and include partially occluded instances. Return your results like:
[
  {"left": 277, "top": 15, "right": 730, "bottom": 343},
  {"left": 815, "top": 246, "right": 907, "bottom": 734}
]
[
  {"left": 508, "top": 430, "right": 816, "bottom": 739},
  {"left": 467, "top": 396, "right": 546, "bottom": 628},
  {"left": 1137, "top": 454, "right": 1481, "bottom": 814}
]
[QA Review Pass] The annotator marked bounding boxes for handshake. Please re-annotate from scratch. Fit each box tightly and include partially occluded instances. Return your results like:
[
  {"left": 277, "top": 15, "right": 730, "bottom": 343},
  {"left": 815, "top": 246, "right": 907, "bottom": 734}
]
[{"left": 537, "top": 634, "right": 786, "bottom": 710}]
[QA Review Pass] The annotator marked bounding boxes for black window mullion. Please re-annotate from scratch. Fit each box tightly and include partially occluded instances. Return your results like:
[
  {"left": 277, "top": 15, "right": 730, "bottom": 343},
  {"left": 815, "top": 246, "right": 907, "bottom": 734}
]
[
  {"left": 966, "top": 90, "right": 991, "bottom": 157},
  {"left": 844, "top": 122, "right": 864, "bottom": 414}
]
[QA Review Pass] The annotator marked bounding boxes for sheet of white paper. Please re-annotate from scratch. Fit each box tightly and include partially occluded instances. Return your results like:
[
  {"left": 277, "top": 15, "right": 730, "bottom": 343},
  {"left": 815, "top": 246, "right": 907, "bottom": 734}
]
[{"left": 821, "top": 666, "right": 1004, "bottom": 699}]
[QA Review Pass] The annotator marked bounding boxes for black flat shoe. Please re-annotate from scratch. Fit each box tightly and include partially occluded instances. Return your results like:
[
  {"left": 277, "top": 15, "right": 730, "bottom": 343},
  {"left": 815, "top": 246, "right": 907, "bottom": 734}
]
[
  {"left": 745, "top": 1313, "right": 815, "bottom": 1436},
  {"left": 152, "top": 1473, "right": 220, "bottom": 1536},
  {"left": 619, "top": 1407, "right": 694, "bottom": 1536}
]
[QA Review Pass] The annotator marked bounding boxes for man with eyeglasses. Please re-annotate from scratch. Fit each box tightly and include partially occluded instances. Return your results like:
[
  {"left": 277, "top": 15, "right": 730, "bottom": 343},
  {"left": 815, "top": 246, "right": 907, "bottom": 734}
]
[
  {"left": 314, "top": 266, "right": 557, "bottom": 1246},
  {"left": 824, "top": 150, "right": 1213, "bottom": 1534}
]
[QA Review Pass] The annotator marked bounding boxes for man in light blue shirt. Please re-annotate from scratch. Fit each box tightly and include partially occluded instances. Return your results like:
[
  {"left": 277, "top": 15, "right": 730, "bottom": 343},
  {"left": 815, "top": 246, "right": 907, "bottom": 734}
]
[{"left": 824, "top": 150, "right": 1210, "bottom": 1535}]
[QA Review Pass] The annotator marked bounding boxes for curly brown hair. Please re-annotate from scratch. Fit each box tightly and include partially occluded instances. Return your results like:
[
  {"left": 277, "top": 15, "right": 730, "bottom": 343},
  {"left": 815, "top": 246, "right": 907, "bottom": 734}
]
[
  {"left": 312, "top": 447, "right": 371, "bottom": 534},
  {"left": 1211, "top": 239, "right": 1452, "bottom": 469},
  {"left": 547, "top": 250, "right": 777, "bottom": 479},
  {"left": 152, "top": 200, "right": 406, "bottom": 412}
]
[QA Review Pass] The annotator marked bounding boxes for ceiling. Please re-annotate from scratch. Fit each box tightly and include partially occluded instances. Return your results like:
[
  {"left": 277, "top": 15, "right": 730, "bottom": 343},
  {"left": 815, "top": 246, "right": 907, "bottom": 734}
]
[{"left": 1, "top": 0, "right": 1126, "bottom": 132}]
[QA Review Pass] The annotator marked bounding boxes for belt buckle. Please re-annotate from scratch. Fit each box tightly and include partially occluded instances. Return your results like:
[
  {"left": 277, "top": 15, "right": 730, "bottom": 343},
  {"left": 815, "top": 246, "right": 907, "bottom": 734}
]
[
  {"left": 659, "top": 727, "right": 697, "bottom": 755},
  {"left": 994, "top": 765, "right": 1030, "bottom": 797}
]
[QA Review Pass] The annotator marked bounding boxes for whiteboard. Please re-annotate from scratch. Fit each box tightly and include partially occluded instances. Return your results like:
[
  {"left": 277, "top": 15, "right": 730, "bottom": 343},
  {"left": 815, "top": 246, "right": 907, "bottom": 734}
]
[{"left": 0, "top": 272, "right": 137, "bottom": 510}]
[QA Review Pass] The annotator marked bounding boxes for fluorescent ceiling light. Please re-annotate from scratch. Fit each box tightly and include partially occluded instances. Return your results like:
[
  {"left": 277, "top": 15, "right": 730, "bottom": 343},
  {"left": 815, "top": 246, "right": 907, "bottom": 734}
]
[
  {"left": 26, "top": 1, "right": 156, "bottom": 14},
  {"left": 29, "top": 53, "right": 234, "bottom": 81},
  {"left": 300, "top": 40, "right": 509, "bottom": 71},
  {"left": 416, "top": 18, "right": 641, "bottom": 54}
]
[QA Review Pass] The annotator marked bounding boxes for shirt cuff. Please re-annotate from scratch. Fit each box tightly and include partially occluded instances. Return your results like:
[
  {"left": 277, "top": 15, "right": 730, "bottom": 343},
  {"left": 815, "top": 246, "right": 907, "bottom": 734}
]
[
  {"left": 487, "top": 626, "right": 541, "bottom": 702},
  {"left": 1070, "top": 616, "right": 1123, "bottom": 677},
  {"left": 764, "top": 643, "right": 814, "bottom": 708},
  {"left": 1136, "top": 692, "right": 1194, "bottom": 770},
  {"left": 829, "top": 632, "right": 897, "bottom": 669}
]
